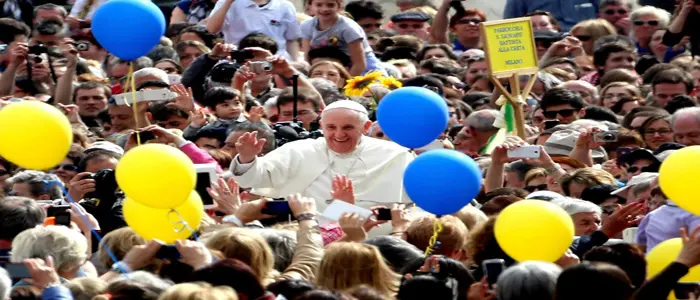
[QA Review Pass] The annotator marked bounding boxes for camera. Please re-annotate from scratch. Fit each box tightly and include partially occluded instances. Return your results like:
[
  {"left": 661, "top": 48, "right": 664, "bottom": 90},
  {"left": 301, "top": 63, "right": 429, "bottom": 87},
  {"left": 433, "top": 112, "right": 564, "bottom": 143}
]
[
  {"left": 594, "top": 131, "right": 618, "bottom": 143},
  {"left": 272, "top": 120, "right": 323, "bottom": 147},
  {"left": 73, "top": 41, "right": 90, "bottom": 51},
  {"left": 28, "top": 44, "right": 48, "bottom": 55},
  {"left": 230, "top": 49, "right": 254, "bottom": 64},
  {"left": 249, "top": 61, "right": 273, "bottom": 74},
  {"left": 84, "top": 169, "right": 119, "bottom": 201}
]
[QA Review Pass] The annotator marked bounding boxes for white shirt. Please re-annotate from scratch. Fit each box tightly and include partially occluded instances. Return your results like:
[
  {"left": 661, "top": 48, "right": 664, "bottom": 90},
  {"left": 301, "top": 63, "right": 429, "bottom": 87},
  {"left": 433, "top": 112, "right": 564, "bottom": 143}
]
[
  {"left": 69, "top": 0, "right": 108, "bottom": 19},
  {"left": 208, "top": 0, "right": 301, "bottom": 58},
  {"left": 231, "top": 137, "right": 414, "bottom": 212}
]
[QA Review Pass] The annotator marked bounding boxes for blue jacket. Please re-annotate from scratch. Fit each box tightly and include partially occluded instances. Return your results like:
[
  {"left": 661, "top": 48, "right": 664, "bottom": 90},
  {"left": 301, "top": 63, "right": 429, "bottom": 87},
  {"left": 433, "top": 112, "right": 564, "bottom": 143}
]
[{"left": 503, "top": 0, "right": 599, "bottom": 31}]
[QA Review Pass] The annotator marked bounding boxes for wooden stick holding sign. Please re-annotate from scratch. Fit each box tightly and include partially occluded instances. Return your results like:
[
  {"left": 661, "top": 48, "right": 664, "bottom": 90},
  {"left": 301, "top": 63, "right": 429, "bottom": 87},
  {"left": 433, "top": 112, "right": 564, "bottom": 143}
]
[{"left": 480, "top": 17, "right": 539, "bottom": 139}]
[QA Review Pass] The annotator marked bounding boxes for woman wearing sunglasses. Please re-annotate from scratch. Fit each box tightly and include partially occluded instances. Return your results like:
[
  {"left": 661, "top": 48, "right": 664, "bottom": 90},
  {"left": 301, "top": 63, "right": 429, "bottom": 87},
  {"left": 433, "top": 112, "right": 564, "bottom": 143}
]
[
  {"left": 569, "top": 19, "right": 616, "bottom": 55},
  {"left": 52, "top": 145, "right": 85, "bottom": 185},
  {"left": 629, "top": 6, "right": 670, "bottom": 56}
]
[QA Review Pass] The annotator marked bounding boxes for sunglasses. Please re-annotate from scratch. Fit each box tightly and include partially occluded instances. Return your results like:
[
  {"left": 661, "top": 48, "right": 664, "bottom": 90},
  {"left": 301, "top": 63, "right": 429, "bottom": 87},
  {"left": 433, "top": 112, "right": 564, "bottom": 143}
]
[
  {"left": 603, "top": 9, "right": 628, "bottom": 15},
  {"left": 574, "top": 35, "right": 592, "bottom": 41},
  {"left": 601, "top": 204, "right": 618, "bottom": 215},
  {"left": 397, "top": 23, "right": 425, "bottom": 29},
  {"left": 55, "top": 164, "right": 79, "bottom": 171},
  {"left": 627, "top": 166, "right": 641, "bottom": 173},
  {"left": 542, "top": 108, "right": 577, "bottom": 119},
  {"left": 456, "top": 18, "right": 482, "bottom": 25},
  {"left": 524, "top": 184, "right": 547, "bottom": 192},
  {"left": 633, "top": 20, "right": 659, "bottom": 26},
  {"left": 360, "top": 23, "right": 382, "bottom": 29}
]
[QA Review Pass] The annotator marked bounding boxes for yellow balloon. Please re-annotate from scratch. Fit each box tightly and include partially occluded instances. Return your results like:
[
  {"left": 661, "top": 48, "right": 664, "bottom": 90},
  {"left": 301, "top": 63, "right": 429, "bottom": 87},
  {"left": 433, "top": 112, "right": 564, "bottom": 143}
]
[
  {"left": 659, "top": 146, "right": 700, "bottom": 215},
  {"left": 123, "top": 191, "right": 204, "bottom": 244},
  {"left": 116, "top": 143, "right": 195, "bottom": 209},
  {"left": 0, "top": 101, "right": 72, "bottom": 170},
  {"left": 495, "top": 200, "right": 574, "bottom": 262},
  {"left": 646, "top": 238, "right": 700, "bottom": 300}
]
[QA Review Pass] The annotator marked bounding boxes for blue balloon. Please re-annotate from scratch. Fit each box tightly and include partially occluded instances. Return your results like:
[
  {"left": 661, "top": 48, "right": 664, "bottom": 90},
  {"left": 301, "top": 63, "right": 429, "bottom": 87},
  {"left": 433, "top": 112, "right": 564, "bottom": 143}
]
[
  {"left": 91, "top": 0, "right": 165, "bottom": 60},
  {"left": 403, "top": 149, "right": 482, "bottom": 215},
  {"left": 376, "top": 87, "right": 449, "bottom": 149}
]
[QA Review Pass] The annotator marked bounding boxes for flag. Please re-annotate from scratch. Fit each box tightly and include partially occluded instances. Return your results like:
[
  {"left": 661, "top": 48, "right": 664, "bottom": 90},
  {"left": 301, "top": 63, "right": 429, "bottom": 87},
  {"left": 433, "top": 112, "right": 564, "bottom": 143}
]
[{"left": 482, "top": 95, "right": 518, "bottom": 155}]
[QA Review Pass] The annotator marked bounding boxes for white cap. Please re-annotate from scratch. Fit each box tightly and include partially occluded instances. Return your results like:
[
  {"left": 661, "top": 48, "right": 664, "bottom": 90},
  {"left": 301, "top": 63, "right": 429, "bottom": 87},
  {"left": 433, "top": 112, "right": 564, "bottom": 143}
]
[
  {"left": 611, "top": 172, "right": 658, "bottom": 195},
  {"left": 85, "top": 141, "right": 125, "bottom": 156},
  {"left": 323, "top": 100, "right": 368, "bottom": 115}
]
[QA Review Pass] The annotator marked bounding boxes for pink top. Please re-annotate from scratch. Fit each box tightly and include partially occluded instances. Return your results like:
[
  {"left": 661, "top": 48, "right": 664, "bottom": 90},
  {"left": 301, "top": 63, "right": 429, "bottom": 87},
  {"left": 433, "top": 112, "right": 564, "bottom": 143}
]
[{"left": 180, "top": 141, "right": 224, "bottom": 173}]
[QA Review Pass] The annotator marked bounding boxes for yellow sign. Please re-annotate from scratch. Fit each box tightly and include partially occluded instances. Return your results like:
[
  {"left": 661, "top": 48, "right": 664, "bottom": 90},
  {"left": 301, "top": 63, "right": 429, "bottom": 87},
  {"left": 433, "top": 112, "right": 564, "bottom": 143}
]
[{"left": 481, "top": 17, "right": 538, "bottom": 77}]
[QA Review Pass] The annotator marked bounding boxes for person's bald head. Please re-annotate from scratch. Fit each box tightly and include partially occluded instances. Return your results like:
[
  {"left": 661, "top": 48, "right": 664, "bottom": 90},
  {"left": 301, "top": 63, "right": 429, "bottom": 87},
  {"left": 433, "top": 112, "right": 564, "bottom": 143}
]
[{"left": 561, "top": 80, "right": 598, "bottom": 105}]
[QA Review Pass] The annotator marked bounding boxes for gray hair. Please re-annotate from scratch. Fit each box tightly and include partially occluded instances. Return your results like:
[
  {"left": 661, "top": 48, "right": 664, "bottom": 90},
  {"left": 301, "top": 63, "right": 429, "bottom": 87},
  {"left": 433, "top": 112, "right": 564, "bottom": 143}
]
[
  {"left": 309, "top": 77, "right": 344, "bottom": 105},
  {"left": 0, "top": 196, "right": 46, "bottom": 240},
  {"left": 496, "top": 261, "right": 562, "bottom": 300},
  {"left": 256, "top": 228, "right": 297, "bottom": 272},
  {"left": 6, "top": 170, "right": 63, "bottom": 200},
  {"left": 631, "top": 180, "right": 654, "bottom": 197},
  {"left": 379, "top": 62, "right": 402, "bottom": 79},
  {"left": 553, "top": 197, "right": 603, "bottom": 216},
  {"left": 11, "top": 225, "right": 88, "bottom": 272},
  {"left": 0, "top": 267, "right": 10, "bottom": 300},
  {"left": 465, "top": 109, "right": 499, "bottom": 132},
  {"left": 133, "top": 67, "right": 169, "bottom": 84},
  {"left": 630, "top": 6, "right": 670, "bottom": 26},
  {"left": 671, "top": 107, "right": 700, "bottom": 127},
  {"left": 111, "top": 271, "right": 173, "bottom": 290}
]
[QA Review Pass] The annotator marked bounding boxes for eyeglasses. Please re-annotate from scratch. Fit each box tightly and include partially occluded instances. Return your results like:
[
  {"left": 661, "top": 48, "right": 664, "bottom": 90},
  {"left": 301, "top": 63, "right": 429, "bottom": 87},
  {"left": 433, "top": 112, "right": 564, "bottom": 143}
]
[
  {"left": 642, "top": 128, "right": 672, "bottom": 135},
  {"left": 543, "top": 109, "right": 577, "bottom": 119},
  {"left": 397, "top": 23, "right": 425, "bottom": 29},
  {"left": 456, "top": 18, "right": 482, "bottom": 25},
  {"left": 55, "top": 164, "right": 79, "bottom": 171},
  {"left": 603, "top": 9, "right": 628, "bottom": 15},
  {"left": 633, "top": 20, "right": 659, "bottom": 26},
  {"left": 524, "top": 184, "right": 547, "bottom": 192},
  {"left": 574, "top": 35, "right": 592, "bottom": 41}
]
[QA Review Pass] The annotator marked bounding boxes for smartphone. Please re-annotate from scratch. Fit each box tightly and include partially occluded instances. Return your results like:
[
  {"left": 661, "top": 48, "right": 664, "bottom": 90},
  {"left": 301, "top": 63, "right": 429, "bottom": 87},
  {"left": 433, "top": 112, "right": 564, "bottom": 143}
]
[
  {"left": 261, "top": 200, "right": 293, "bottom": 215},
  {"left": 137, "top": 131, "right": 156, "bottom": 142},
  {"left": 155, "top": 245, "right": 182, "bottom": 260},
  {"left": 675, "top": 282, "right": 700, "bottom": 299},
  {"left": 47, "top": 205, "right": 71, "bottom": 217},
  {"left": 482, "top": 259, "right": 505, "bottom": 290},
  {"left": 374, "top": 208, "right": 392, "bottom": 221},
  {"left": 507, "top": 145, "right": 540, "bottom": 158},
  {"left": 194, "top": 164, "right": 218, "bottom": 209},
  {"left": 543, "top": 119, "right": 560, "bottom": 130},
  {"left": 4, "top": 263, "right": 31, "bottom": 279}
]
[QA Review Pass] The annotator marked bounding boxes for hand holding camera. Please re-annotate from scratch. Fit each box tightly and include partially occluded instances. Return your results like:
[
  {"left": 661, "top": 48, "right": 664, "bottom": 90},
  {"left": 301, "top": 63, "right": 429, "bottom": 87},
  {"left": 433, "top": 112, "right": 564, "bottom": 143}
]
[
  {"left": 9, "top": 43, "right": 28, "bottom": 67},
  {"left": 59, "top": 38, "right": 78, "bottom": 66},
  {"left": 68, "top": 172, "right": 96, "bottom": 201}
]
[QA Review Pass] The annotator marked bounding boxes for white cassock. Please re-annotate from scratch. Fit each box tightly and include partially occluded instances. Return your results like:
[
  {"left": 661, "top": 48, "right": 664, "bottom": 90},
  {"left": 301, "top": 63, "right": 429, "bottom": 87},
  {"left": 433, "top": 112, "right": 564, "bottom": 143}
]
[{"left": 231, "top": 136, "right": 414, "bottom": 213}]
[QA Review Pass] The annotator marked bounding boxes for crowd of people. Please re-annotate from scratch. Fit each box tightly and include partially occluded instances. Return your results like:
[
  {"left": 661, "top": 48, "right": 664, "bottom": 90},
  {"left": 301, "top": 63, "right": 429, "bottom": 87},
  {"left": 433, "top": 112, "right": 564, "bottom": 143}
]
[{"left": 2, "top": 0, "right": 700, "bottom": 299}]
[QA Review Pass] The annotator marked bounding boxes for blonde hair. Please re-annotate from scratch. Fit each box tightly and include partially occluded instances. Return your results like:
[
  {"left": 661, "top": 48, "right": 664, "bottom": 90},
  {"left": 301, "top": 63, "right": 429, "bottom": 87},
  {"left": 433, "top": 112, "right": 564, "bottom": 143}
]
[
  {"left": 66, "top": 278, "right": 107, "bottom": 300},
  {"left": 600, "top": 82, "right": 641, "bottom": 103},
  {"left": 407, "top": 6, "right": 436, "bottom": 21},
  {"left": 98, "top": 227, "right": 146, "bottom": 269},
  {"left": 11, "top": 225, "right": 88, "bottom": 273},
  {"left": 570, "top": 19, "right": 616, "bottom": 54},
  {"left": 405, "top": 215, "right": 468, "bottom": 256},
  {"left": 203, "top": 227, "right": 274, "bottom": 281},
  {"left": 452, "top": 205, "right": 488, "bottom": 231},
  {"left": 157, "top": 282, "right": 238, "bottom": 300},
  {"left": 559, "top": 168, "right": 616, "bottom": 196},
  {"left": 317, "top": 242, "right": 399, "bottom": 298},
  {"left": 524, "top": 167, "right": 548, "bottom": 185}
]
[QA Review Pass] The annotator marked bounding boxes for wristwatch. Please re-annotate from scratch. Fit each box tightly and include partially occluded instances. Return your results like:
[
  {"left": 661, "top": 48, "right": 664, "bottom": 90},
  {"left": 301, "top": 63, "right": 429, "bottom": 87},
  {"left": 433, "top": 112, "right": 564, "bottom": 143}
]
[{"left": 295, "top": 213, "right": 316, "bottom": 222}]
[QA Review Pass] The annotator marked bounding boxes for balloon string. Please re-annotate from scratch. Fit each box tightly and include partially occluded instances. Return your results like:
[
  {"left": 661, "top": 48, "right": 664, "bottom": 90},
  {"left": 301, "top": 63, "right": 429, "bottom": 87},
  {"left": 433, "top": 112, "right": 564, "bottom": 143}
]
[
  {"left": 167, "top": 208, "right": 200, "bottom": 241},
  {"left": 424, "top": 218, "right": 443, "bottom": 257},
  {"left": 128, "top": 62, "right": 141, "bottom": 145},
  {"left": 53, "top": 183, "right": 129, "bottom": 276}
]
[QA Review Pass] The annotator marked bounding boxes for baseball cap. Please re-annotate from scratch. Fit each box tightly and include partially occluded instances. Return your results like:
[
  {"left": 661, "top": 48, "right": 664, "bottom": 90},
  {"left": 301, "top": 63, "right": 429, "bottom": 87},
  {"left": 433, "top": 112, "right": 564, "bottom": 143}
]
[
  {"left": 525, "top": 190, "right": 564, "bottom": 202},
  {"left": 543, "top": 129, "right": 607, "bottom": 159},
  {"left": 611, "top": 172, "right": 658, "bottom": 195},
  {"left": 617, "top": 148, "right": 660, "bottom": 166},
  {"left": 390, "top": 11, "right": 430, "bottom": 23},
  {"left": 534, "top": 30, "right": 568, "bottom": 41},
  {"left": 85, "top": 141, "right": 125, "bottom": 156}
]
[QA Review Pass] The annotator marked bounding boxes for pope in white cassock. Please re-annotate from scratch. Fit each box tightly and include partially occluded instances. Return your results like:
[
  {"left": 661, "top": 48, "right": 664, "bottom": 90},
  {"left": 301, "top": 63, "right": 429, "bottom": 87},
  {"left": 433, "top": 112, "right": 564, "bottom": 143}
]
[{"left": 230, "top": 100, "right": 415, "bottom": 213}]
